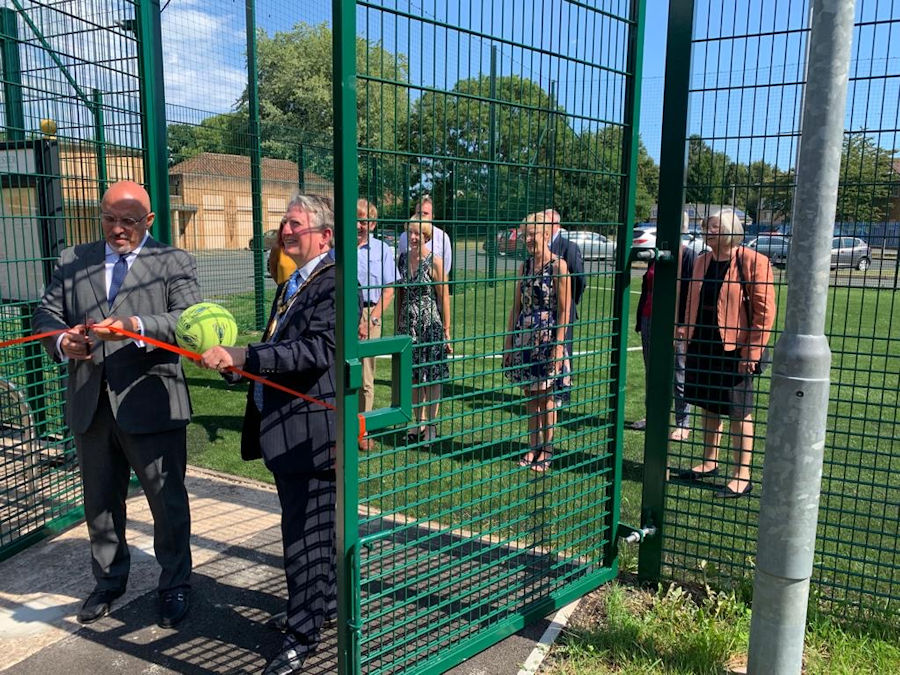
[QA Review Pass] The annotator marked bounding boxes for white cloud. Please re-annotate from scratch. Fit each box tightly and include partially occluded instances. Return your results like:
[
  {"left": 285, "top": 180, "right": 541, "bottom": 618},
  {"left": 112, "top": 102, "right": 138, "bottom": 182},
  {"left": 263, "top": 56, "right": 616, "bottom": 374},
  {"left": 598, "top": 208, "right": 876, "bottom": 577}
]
[{"left": 161, "top": 1, "right": 247, "bottom": 115}]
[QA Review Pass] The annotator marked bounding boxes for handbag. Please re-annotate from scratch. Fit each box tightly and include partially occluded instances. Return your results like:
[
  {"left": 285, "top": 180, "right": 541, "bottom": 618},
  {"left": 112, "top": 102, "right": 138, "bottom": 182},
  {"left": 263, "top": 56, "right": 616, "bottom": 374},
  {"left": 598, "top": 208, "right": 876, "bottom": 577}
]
[{"left": 735, "top": 251, "right": 772, "bottom": 375}]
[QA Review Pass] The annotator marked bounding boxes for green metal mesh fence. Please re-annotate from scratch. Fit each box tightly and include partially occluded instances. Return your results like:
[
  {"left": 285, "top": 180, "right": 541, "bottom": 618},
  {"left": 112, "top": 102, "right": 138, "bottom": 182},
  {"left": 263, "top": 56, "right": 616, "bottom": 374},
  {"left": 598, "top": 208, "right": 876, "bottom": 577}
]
[
  {"left": 647, "top": 0, "right": 899, "bottom": 628},
  {"left": 345, "top": 0, "right": 641, "bottom": 671},
  {"left": 0, "top": 0, "right": 146, "bottom": 558}
]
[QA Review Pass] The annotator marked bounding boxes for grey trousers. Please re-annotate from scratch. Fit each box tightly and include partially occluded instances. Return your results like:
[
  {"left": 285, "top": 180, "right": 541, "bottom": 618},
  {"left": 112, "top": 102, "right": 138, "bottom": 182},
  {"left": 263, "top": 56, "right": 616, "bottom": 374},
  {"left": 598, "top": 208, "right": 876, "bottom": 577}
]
[
  {"left": 640, "top": 315, "right": 690, "bottom": 429},
  {"left": 273, "top": 472, "right": 337, "bottom": 652},
  {"left": 75, "top": 390, "right": 192, "bottom": 592}
]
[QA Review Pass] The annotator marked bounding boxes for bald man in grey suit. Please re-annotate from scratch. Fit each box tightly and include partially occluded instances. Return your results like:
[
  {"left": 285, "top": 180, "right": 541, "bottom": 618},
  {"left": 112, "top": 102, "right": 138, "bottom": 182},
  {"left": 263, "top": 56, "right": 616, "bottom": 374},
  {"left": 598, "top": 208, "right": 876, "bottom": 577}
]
[{"left": 32, "top": 181, "right": 201, "bottom": 628}]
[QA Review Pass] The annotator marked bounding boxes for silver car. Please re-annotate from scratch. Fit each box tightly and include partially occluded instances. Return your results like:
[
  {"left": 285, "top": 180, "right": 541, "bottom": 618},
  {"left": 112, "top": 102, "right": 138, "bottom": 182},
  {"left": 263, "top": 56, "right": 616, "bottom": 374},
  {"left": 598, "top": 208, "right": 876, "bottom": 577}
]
[
  {"left": 747, "top": 234, "right": 871, "bottom": 270},
  {"left": 562, "top": 230, "right": 616, "bottom": 261},
  {"left": 746, "top": 234, "right": 791, "bottom": 266},
  {"left": 632, "top": 224, "right": 709, "bottom": 254},
  {"left": 831, "top": 236, "right": 871, "bottom": 270},
  {"left": 747, "top": 234, "right": 872, "bottom": 272}
]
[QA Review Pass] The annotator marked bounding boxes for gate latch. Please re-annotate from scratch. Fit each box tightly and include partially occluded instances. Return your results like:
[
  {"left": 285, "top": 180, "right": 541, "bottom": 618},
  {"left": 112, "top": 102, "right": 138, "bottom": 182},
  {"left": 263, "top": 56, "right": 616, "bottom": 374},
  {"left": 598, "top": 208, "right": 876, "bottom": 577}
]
[{"left": 617, "top": 522, "right": 658, "bottom": 544}]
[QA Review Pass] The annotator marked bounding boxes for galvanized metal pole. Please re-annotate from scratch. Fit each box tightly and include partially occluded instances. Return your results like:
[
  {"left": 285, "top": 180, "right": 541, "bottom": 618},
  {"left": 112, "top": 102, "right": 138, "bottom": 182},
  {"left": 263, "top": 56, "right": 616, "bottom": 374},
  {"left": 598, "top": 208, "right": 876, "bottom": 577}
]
[{"left": 748, "top": 2, "right": 856, "bottom": 673}]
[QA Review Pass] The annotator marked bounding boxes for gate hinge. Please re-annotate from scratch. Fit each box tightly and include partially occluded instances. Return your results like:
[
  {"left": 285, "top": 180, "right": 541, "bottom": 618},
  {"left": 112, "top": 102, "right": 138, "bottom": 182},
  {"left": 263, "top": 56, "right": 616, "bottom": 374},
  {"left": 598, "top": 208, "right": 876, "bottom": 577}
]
[{"left": 617, "top": 522, "right": 658, "bottom": 544}]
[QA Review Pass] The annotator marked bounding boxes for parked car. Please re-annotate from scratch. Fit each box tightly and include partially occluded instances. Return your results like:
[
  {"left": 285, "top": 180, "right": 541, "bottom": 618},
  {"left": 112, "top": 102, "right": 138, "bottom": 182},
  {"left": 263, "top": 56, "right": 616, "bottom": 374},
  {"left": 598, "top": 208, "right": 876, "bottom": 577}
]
[
  {"left": 380, "top": 227, "right": 402, "bottom": 250},
  {"left": 562, "top": 230, "right": 616, "bottom": 260},
  {"left": 481, "top": 227, "right": 525, "bottom": 257},
  {"left": 483, "top": 227, "right": 568, "bottom": 257},
  {"left": 682, "top": 227, "right": 711, "bottom": 254},
  {"left": 633, "top": 224, "right": 709, "bottom": 254},
  {"left": 831, "top": 236, "right": 871, "bottom": 270},
  {"left": 745, "top": 235, "right": 871, "bottom": 270},
  {"left": 632, "top": 224, "right": 656, "bottom": 249},
  {"left": 746, "top": 234, "right": 791, "bottom": 266}
]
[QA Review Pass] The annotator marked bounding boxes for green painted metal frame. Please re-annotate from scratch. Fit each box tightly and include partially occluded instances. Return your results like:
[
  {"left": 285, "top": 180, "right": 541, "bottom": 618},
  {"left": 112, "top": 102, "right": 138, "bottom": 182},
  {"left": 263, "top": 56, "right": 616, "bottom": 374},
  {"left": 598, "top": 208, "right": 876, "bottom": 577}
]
[
  {"left": 0, "top": 7, "right": 24, "bottom": 141},
  {"left": 607, "top": 0, "right": 649, "bottom": 569},
  {"left": 136, "top": 0, "right": 171, "bottom": 244},
  {"left": 245, "top": 0, "right": 266, "bottom": 331},
  {"left": 356, "top": 336, "right": 413, "bottom": 431},
  {"left": 637, "top": 0, "right": 695, "bottom": 584},
  {"left": 332, "top": 0, "right": 363, "bottom": 672}
]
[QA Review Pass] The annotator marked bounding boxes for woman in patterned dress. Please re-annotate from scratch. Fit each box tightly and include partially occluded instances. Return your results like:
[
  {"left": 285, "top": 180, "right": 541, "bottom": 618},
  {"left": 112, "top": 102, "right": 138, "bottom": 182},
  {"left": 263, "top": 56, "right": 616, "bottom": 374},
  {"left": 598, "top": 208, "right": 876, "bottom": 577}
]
[
  {"left": 396, "top": 220, "right": 452, "bottom": 445},
  {"left": 503, "top": 213, "right": 572, "bottom": 471}
]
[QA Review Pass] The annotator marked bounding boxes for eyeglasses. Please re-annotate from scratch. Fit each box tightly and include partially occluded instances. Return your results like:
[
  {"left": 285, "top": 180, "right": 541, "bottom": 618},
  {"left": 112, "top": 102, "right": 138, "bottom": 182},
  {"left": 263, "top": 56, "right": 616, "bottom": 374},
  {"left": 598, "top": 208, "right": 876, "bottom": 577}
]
[
  {"left": 101, "top": 212, "right": 148, "bottom": 228},
  {"left": 280, "top": 219, "right": 328, "bottom": 235}
]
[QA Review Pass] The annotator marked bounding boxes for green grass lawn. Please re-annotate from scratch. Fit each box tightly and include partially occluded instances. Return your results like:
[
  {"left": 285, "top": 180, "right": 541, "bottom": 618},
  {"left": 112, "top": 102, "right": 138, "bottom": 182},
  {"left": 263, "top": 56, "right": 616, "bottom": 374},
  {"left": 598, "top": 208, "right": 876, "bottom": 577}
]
[{"left": 184, "top": 261, "right": 898, "bottom": 670}]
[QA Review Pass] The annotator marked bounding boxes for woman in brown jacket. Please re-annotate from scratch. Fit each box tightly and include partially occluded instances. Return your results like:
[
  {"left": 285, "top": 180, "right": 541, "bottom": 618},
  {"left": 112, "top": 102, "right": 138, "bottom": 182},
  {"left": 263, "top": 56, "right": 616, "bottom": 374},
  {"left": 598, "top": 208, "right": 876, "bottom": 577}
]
[{"left": 676, "top": 208, "right": 776, "bottom": 498}]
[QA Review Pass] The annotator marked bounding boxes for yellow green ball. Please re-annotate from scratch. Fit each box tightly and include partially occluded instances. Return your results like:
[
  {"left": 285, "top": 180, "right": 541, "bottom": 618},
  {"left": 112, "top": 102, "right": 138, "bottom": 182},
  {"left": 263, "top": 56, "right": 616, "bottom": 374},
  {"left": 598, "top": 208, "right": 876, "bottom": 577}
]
[
  {"left": 175, "top": 302, "right": 238, "bottom": 354},
  {"left": 40, "top": 118, "right": 57, "bottom": 135}
]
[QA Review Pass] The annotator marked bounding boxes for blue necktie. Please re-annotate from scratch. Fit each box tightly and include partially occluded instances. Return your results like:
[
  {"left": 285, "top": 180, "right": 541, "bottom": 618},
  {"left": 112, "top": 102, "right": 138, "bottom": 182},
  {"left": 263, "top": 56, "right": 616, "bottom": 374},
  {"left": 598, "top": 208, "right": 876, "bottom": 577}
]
[
  {"left": 284, "top": 270, "right": 301, "bottom": 300},
  {"left": 108, "top": 254, "right": 129, "bottom": 305},
  {"left": 254, "top": 270, "right": 302, "bottom": 410}
]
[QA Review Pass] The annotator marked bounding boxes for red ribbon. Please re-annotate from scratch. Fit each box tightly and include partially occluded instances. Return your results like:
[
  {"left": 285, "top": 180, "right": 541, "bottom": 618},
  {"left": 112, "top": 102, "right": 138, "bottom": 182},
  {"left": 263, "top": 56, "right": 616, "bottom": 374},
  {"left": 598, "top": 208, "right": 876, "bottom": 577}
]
[
  {"left": 0, "top": 329, "right": 67, "bottom": 349},
  {"left": 1, "top": 326, "right": 366, "bottom": 442}
]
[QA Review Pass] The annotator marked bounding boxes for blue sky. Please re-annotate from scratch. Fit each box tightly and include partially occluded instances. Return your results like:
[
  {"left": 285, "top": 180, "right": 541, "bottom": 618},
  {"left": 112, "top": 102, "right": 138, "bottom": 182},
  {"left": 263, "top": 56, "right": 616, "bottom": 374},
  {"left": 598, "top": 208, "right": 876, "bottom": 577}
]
[{"left": 157, "top": 0, "right": 898, "bottom": 170}]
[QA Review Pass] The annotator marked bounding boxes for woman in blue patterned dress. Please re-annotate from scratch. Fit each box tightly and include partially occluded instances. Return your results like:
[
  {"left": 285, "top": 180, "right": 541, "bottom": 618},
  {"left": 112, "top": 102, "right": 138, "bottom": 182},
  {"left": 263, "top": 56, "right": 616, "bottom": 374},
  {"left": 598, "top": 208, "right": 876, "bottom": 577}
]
[
  {"left": 397, "top": 220, "right": 452, "bottom": 445},
  {"left": 503, "top": 213, "right": 572, "bottom": 471}
]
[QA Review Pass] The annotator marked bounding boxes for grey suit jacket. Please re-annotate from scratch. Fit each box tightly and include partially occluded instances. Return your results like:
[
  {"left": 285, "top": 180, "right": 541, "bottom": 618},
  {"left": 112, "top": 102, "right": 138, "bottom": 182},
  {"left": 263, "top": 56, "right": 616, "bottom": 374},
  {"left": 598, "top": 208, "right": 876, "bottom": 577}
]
[{"left": 32, "top": 238, "right": 202, "bottom": 435}]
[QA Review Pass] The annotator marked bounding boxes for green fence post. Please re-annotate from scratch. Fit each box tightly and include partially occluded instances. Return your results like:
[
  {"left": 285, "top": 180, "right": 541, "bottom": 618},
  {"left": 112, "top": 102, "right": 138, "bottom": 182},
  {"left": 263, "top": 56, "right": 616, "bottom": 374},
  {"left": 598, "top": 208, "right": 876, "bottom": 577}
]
[
  {"left": 137, "top": 0, "right": 171, "bottom": 244},
  {"left": 333, "top": 0, "right": 361, "bottom": 672},
  {"left": 607, "top": 0, "right": 648, "bottom": 568},
  {"left": 636, "top": 0, "right": 695, "bottom": 584},
  {"left": 93, "top": 89, "right": 108, "bottom": 198},
  {"left": 245, "top": 0, "right": 265, "bottom": 331},
  {"left": 0, "top": 8, "right": 24, "bottom": 141},
  {"left": 486, "top": 45, "right": 498, "bottom": 283},
  {"left": 298, "top": 142, "right": 306, "bottom": 192}
]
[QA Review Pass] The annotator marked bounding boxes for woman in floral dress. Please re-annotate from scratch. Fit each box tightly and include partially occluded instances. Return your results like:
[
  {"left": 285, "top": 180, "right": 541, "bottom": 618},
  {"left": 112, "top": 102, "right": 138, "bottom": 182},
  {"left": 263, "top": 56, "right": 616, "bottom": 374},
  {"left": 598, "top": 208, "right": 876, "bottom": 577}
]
[
  {"left": 503, "top": 213, "right": 571, "bottom": 471},
  {"left": 397, "top": 220, "right": 452, "bottom": 445}
]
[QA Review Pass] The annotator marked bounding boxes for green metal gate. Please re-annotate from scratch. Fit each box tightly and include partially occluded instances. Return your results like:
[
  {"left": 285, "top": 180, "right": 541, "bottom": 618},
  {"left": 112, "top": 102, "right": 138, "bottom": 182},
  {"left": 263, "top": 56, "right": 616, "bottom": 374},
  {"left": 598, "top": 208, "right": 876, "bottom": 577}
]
[
  {"left": 0, "top": 0, "right": 167, "bottom": 560},
  {"left": 334, "top": 0, "right": 646, "bottom": 671}
]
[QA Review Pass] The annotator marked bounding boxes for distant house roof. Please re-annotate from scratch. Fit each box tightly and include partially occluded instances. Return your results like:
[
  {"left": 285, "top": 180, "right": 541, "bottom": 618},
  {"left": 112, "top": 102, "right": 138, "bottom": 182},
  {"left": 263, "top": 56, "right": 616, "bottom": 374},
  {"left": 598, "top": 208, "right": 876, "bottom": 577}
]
[{"left": 168, "top": 152, "right": 330, "bottom": 189}]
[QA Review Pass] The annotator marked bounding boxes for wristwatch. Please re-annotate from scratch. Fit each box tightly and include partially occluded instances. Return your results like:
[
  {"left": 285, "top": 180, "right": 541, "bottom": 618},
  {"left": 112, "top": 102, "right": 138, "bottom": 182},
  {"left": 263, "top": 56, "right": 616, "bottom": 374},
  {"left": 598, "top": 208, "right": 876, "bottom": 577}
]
[{"left": 370, "top": 316, "right": 381, "bottom": 326}]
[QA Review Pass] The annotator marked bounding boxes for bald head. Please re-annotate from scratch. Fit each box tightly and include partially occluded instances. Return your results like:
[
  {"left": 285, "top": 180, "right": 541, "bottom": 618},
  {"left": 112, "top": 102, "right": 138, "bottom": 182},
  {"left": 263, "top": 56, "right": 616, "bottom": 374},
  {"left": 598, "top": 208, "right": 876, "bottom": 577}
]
[{"left": 100, "top": 180, "right": 154, "bottom": 254}]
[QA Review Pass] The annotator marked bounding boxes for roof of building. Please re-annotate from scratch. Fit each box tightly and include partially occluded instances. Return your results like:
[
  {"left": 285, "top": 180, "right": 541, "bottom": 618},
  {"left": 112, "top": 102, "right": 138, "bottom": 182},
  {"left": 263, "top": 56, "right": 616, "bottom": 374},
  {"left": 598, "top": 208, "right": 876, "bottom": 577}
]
[{"left": 168, "top": 152, "right": 330, "bottom": 187}]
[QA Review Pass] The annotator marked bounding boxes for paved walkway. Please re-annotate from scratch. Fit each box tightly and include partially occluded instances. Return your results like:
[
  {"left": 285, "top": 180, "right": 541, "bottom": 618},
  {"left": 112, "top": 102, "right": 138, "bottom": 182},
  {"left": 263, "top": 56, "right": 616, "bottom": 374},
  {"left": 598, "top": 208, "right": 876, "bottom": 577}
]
[{"left": 0, "top": 467, "right": 549, "bottom": 674}]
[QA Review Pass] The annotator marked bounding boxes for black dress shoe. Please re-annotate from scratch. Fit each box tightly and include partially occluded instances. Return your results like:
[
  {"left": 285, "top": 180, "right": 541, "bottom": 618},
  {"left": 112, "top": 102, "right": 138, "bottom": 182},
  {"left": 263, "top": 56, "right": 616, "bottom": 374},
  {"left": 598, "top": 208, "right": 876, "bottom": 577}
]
[
  {"left": 678, "top": 466, "right": 720, "bottom": 480},
  {"left": 77, "top": 587, "right": 125, "bottom": 624},
  {"left": 266, "top": 611, "right": 337, "bottom": 633},
  {"left": 158, "top": 588, "right": 190, "bottom": 628},
  {"left": 714, "top": 481, "right": 753, "bottom": 499},
  {"left": 262, "top": 646, "right": 310, "bottom": 675}
]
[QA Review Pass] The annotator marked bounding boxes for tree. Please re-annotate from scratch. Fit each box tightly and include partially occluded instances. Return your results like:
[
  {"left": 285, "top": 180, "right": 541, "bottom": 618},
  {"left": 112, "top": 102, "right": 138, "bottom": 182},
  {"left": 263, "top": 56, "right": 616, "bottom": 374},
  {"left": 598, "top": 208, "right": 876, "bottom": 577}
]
[
  {"left": 166, "top": 22, "right": 409, "bottom": 189},
  {"left": 167, "top": 111, "right": 249, "bottom": 165},
  {"left": 407, "top": 75, "right": 577, "bottom": 224},
  {"left": 684, "top": 135, "right": 731, "bottom": 206},
  {"left": 250, "top": 22, "right": 409, "bottom": 186},
  {"left": 836, "top": 133, "right": 897, "bottom": 223}
]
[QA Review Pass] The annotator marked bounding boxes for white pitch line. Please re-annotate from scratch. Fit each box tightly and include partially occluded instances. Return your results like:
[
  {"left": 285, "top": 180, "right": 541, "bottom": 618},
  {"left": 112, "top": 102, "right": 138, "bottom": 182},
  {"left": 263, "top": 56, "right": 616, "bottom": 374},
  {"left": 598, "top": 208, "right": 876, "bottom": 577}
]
[
  {"left": 374, "top": 347, "right": 642, "bottom": 359},
  {"left": 516, "top": 598, "right": 581, "bottom": 675},
  {"left": 588, "top": 284, "right": 642, "bottom": 295}
]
